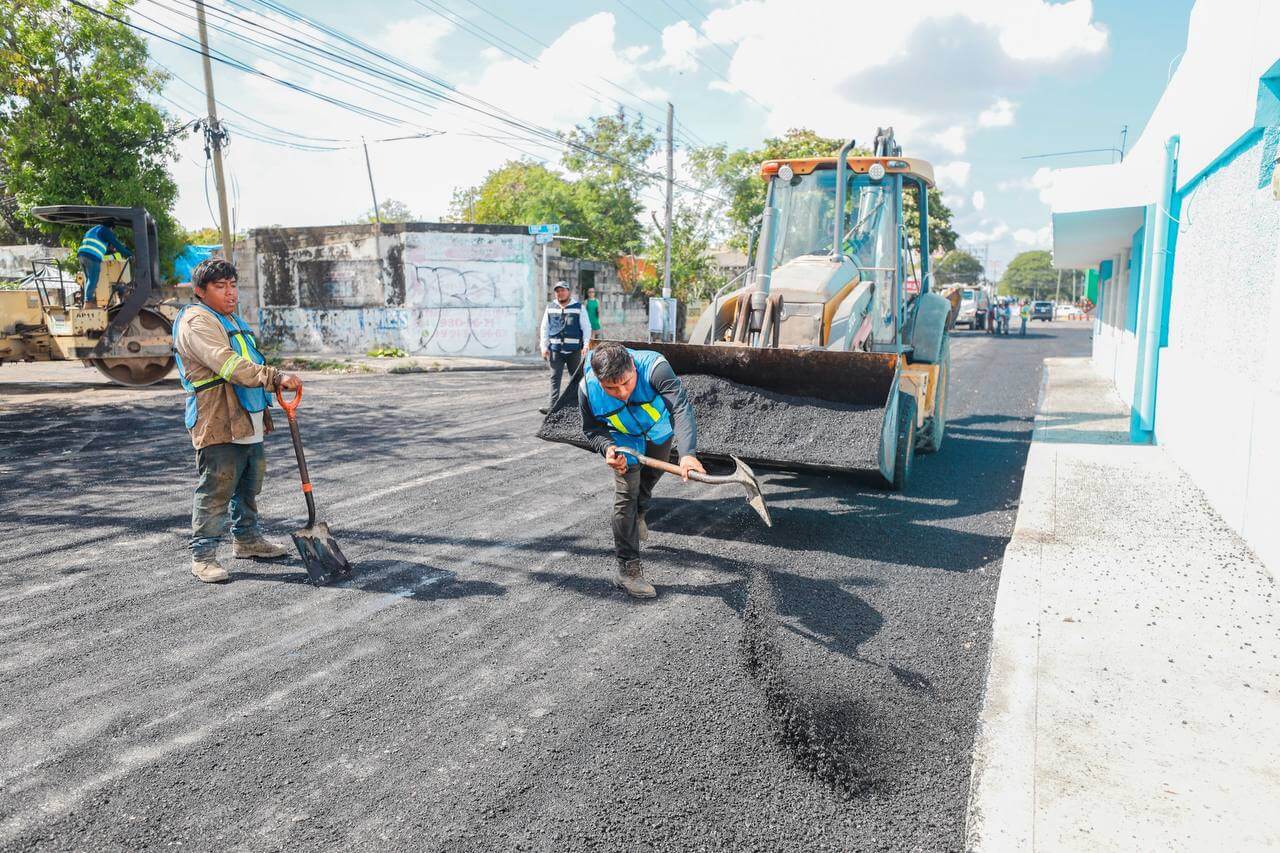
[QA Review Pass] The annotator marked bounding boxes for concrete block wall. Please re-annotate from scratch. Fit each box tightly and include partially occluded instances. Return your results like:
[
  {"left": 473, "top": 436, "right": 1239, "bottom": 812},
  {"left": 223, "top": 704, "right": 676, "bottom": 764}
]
[{"left": 235, "top": 223, "right": 542, "bottom": 356}]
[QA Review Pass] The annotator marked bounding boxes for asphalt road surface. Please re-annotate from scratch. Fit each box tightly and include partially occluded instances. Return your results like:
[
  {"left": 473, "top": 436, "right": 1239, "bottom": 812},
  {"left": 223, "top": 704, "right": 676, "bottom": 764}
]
[{"left": 0, "top": 323, "right": 1089, "bottom": 851}]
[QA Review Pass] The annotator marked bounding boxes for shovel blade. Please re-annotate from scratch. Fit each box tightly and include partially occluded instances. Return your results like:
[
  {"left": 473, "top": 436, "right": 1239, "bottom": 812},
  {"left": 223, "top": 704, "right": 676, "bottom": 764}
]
[
  {"left": 291, "top": 521, "right": 352, "bottom": 586},
  {"left": 730, "top": 457, "right": 772, "bottom": 527}
]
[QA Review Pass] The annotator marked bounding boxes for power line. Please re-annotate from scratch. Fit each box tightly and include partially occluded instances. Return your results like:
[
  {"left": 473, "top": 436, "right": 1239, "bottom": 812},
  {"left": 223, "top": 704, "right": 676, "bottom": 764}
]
[
  {"left": 83, "top": 0, "right": 730, "bottom": 208},
  {"left": 612, "top": 0, "right": 769, "bottom": 113}
]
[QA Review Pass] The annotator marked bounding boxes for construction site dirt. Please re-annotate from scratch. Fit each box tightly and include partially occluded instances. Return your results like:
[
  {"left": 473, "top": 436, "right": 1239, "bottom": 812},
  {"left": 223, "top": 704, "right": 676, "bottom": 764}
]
[
  {"left": 538, "top": 373, "right": 885, "bottom": 472},
  {"left": 0, "top": 325, "right": 1089, "bottom": 851}
]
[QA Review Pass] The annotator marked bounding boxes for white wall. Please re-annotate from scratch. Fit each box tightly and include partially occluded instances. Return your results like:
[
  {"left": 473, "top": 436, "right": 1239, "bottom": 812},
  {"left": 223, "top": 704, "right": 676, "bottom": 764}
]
[{"left": 1155, "top": 134, "right": 1280, "bottom": 569}]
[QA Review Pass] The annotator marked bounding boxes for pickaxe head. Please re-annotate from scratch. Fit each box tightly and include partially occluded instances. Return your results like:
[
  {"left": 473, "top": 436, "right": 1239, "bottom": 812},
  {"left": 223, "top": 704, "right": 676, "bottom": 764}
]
[{"left": 727, "top": 456, "right": 772, "bottom": 527}]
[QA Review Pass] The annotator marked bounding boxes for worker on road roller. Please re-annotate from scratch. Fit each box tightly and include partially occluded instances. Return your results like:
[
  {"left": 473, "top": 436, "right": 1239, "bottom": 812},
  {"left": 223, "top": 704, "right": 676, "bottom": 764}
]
[{"left": 580, "top": 342, "right": 705, "bottom": 599}]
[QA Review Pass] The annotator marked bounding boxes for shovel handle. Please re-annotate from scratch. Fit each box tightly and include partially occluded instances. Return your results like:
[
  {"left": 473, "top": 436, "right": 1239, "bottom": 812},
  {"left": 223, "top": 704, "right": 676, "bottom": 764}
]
[
  {"left": 276, "top": 385, "right": 302, "bottom": 418},
  {"left": 629, "top": 452, "right": 730, "bottom": 485}
]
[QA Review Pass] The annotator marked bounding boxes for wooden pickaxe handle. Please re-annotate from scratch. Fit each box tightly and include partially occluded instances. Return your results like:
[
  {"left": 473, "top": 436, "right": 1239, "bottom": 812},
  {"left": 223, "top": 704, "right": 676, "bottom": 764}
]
[{"left": 625, "top": 451, "right": 734, "bottom": 486}]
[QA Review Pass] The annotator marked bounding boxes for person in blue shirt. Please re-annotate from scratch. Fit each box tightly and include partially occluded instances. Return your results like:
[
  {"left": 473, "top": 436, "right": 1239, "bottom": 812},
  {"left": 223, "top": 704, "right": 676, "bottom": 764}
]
[
  {"left": 578, "top": 342, "right": 704, "bottom": 598},
  {"left": 76, "top": 224, "right": 132, "bottom": 306}
]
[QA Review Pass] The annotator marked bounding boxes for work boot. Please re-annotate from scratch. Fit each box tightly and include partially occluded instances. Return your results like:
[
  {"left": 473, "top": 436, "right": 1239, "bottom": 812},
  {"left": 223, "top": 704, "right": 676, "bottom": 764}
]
[
  {"left": 614, "top": 559, "right": 656, "bottom": 599},
  {"left": 233, "top": 537, "right": 290, "bottom": 559},
  {"left": 638, "top": 514, "right": 649, "bottom": 542},
  {"left": 191, "top": 557, "right": 230, "bottom": 584}
]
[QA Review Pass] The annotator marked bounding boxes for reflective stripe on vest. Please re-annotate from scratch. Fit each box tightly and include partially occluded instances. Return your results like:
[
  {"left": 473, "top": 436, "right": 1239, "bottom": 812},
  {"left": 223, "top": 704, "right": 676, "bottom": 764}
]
[
  {"left": 546, "top": 301, "right": 584, "bottom": 353},
  {"left": 78, "top": 236, "right": 108, "bottom": 260},
  {"left": 583, "top": 348, "right": 674, "bottom": 457},
  {"left": 173, "top": 304, "right": 270, "bottom": 429}
]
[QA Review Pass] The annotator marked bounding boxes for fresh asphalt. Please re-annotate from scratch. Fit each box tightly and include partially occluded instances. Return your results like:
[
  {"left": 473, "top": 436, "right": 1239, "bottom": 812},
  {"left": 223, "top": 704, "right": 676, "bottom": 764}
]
[{"left": 0, "top": 323, "right": 1089, "bottom": 851}]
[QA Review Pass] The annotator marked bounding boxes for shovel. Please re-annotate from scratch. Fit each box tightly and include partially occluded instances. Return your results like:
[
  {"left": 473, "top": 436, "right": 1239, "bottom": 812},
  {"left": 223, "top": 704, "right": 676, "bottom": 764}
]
[
  {"left": 276, "top": 387, "right": 353, "bottom": 585},
  {"left": 627, "top": 451, "right": 772, "bottom": 527}
]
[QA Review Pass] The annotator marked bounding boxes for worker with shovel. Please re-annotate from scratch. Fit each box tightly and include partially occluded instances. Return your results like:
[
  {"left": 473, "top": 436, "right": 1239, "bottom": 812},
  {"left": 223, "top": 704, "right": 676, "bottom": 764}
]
[
  {"left": 173, "top": 258, "right": 301, "bottom": 584},
  {"left": 579, "top": 341, "right": 705, "bottom": 599}
]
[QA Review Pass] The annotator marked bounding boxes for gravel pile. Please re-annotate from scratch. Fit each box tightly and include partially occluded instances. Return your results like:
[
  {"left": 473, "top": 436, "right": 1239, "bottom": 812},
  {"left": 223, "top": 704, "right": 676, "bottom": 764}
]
[{"left": 537, "top": 373, "right": 885, "bottom": 471}]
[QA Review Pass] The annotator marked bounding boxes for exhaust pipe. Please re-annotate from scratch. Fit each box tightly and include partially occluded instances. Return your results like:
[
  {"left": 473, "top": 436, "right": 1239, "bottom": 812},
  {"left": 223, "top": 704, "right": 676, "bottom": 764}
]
[{"left": 832, "top": 137, "right": 857, "bottom": 261}]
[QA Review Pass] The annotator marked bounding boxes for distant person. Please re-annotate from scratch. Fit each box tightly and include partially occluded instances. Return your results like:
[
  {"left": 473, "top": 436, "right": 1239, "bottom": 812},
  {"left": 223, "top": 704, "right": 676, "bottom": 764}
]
[
  {"left": 579, "top": 342, "right": 704, "bottom": 599},
  {"left": 1000, "top": 300, "right": 1012, "bottom": 335},
  {"left": 77, "top": 223, "right": 132, "bottom": 306},
  {"left": 173, "top": 258, "right": 302, "bottom": 583},
  {"left": 584, "top": 284, "right": 602, "bottom": 340},
  {"left": 1019, "top": 300, "right": 1030, "bottom": 336},
  {"left": 539, "top": 281, "right": 592, "bottom": 415}
]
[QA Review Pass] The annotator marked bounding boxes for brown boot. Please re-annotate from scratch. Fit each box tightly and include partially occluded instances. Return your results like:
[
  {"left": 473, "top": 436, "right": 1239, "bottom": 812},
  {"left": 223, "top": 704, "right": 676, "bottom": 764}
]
[
  {"left": 191, "top": 557, "right": 230, "bottom": 583},
  {"left": 614, "top": 559, "right": 656, "bottom": 599}
]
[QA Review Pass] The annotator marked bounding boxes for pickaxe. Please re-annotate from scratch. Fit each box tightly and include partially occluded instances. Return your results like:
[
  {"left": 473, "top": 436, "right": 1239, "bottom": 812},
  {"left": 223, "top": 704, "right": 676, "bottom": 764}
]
[{"left": 628, "top": 452, "right": 772, "bottom": 527}]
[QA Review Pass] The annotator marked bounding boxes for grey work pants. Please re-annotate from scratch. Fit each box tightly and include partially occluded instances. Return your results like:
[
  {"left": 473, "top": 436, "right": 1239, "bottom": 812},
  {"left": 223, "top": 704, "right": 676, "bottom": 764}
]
[
  {"left": 612, "top": 436, "right": 674, "bottom": 563},
  {"left": 547, "top": 349, "right": 582, "bottom": 407}
]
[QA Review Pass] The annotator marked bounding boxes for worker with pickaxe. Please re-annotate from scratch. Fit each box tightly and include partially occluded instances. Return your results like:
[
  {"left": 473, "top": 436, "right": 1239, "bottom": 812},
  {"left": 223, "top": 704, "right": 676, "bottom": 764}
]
[{"left": 579, "top": 341, "right": 705, "bottom": 599}]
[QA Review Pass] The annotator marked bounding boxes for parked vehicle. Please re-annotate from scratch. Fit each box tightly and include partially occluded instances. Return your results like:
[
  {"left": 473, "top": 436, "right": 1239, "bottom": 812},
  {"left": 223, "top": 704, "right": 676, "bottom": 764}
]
[
  {"left": 1032, "top": 300, "right": 1055, "bottom": 321},
  {"left": 955, "top": 287, "right": 991, "bottom": 330}
]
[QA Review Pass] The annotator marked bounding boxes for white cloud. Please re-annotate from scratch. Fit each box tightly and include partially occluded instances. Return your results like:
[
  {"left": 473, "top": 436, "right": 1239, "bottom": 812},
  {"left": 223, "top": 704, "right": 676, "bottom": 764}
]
[
  {"left": 995, "top": 166, "right": 1054, "bottom": 203},
  {"left": 699, "top": 0, "right": 1107, "bottom": 153},
  {"left": 654, "top": 21, "right": 704, "bottom": 73},
  {"left": 962, "top": 222, "right": 1011, "bottom": 244},
  {"left": 950, "top": 194, "right": 965, "bottom": 210},
  {"left": 934, "top": 161, "right": 972, "bottom": 189},
  {"left": 932, "top": 125, "right": 967, "bottom": 155},
  {"left": 978, "top": 98, "right": 1016, "bottom": 128},
  {"left": 155, "top": 10, "right": 673, "bottom": 229},
  {"left": 971, "top": 190, "right": 986, "bottom": 211},
  {"left": 1014, "top": 225, "right": 1052, "bottom": 246}
]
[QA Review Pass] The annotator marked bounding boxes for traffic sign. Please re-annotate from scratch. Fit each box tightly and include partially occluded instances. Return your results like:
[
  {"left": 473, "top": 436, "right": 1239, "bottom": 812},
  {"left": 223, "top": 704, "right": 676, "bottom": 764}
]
[
  {"left": 528, "top": 223, "right": 560, "bottom": 235},
  {"left": 535, "top": 233, "right": 554, "bottom": 245}
]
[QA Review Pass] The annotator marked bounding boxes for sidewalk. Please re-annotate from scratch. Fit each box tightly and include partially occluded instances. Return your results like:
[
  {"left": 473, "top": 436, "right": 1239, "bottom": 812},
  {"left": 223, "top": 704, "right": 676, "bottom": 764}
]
[
  {"left": 966, "top": 357, "right": 1279, "bottom": 851},
  {"left": 274, "top": 353, "right": 544, "bottom": 374}
]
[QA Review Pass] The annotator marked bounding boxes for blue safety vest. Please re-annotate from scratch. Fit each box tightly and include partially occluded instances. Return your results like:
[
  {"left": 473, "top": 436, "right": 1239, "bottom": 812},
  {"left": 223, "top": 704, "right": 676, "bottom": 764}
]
[
  {"left": 172, "top": 303, "right": 270, "bottom": 430},
  {"left": 583, "top": 348, "right": 674, "bottom": 459},
  {"left": 546, "top": 300, "right": 585, "bottom": 354},
  {"left": 77, "top": 225, "right": 129, "bottom": 261}
]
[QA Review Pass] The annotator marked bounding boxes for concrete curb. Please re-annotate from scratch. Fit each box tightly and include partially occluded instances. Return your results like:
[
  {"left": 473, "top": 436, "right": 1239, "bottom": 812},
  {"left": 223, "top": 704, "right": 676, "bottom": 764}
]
[
  {"left": 273, "top": 354, "right": 545, "bottom": 375},
  {"left": 964, "top": 365, "right": 1053, "bottom": 852}
]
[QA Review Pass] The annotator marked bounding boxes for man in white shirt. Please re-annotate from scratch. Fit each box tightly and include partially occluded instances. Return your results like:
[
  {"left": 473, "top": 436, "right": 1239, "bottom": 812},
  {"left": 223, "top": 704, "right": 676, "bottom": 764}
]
[{"left": 539, "top": 281, "right": 592, "bottom": 414}]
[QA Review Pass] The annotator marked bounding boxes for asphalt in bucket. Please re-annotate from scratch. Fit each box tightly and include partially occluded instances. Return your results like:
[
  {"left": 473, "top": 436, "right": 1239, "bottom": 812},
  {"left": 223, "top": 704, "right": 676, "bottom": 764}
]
[{"left": 537, "top": 373, "right": 886, "bottom": 472}]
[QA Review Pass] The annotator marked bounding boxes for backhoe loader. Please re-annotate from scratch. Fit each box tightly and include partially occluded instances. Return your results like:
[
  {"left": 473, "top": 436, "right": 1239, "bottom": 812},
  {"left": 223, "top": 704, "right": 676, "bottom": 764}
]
[{"left": 540, "top": 128, "right": 952, "bottom": 490}]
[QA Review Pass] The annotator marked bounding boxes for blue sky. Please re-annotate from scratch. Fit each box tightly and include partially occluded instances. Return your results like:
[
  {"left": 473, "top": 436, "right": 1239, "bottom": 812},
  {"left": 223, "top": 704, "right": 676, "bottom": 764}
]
[{"left": 142, "top": 0, "right": 1197, "bottom": 272}]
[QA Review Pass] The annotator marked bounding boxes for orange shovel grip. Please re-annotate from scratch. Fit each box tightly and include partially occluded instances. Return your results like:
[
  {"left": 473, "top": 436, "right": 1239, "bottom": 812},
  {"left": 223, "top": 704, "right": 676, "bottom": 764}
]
[{"left": 276, "top": 385, "right": 302, "bottom": 416}]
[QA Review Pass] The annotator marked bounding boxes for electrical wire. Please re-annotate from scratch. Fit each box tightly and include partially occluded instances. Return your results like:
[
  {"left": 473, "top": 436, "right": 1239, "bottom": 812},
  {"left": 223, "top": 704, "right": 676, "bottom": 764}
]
[
  {"left": 613, "top": 0, "right": 769, "bottom": 113},
  {"left": 79, "top": 0, "right": 730, "bottom": 208}
]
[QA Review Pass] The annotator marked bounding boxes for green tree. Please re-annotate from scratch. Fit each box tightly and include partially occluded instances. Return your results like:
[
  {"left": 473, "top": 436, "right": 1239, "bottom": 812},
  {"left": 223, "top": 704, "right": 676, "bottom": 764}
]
[
  {"left": 935, "top": 249, "right": 985, "bottom": 285},
  {"left": 640, "top": 205, "right": 721, "bottom": 301},
  {"left": 0, "top": 0, "right": 182, "bottom": 272},
  {"left": 446, "top": 159, "right": 583, "bottom": 235},
  {"left": 1000, "top": 250, "right": 1056, "bottom": 299},
  {"left": 559, "top": 109, "right": 656, "bottom": 262},
  {"left": 346, "top": 197, "right": 415, "bottom": 224}
]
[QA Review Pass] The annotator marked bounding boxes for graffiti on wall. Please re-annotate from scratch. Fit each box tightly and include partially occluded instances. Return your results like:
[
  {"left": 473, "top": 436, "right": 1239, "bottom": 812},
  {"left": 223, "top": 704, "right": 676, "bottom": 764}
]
[{"left": 257, "top": 230, "right": 538, "bottom": 356}]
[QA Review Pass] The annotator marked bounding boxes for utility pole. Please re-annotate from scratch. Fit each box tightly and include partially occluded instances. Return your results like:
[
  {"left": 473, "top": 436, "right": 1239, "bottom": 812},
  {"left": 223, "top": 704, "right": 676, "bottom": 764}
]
[
  {"left": 658, "top": 102, "right": 675, "bottom": 342},
  {"left": 195, "top": 0, "right": 233, "bottom": 258},
  {"left": 361, "top": 137, "right": 384, "bottom": 284},
  {"left": 662, "top": 103, "right": 674, "bottom": 301},
  {"left": 1055, "top": 268, "right": 1063, "bottom": 304}
]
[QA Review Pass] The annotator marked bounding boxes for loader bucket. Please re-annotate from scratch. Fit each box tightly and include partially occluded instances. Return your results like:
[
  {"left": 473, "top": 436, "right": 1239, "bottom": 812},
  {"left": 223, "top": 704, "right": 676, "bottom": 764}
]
[{"left": 537, "top": 341, "right": 898, "bottom": 475}]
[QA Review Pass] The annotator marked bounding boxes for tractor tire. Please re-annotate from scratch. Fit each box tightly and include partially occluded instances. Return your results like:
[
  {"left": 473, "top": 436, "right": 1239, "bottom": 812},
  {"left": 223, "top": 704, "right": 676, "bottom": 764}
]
[{"left": 892, "top": 392, "right": 917, "bottom": 492}]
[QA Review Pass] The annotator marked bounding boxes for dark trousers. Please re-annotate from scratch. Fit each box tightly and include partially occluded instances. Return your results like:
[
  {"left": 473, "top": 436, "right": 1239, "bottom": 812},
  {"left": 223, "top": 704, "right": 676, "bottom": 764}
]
[
  {"left": 79, "top": 253, "right": 101, "bottom": 303},
  {"left": 192, "top": 442, "right": 266, "bottom": 558},
  {"left": 548, "top": 349, "right": 582, "bottom": 407},
  {"left": 612, "top": 436, "right": 674, "bottom": 563}
]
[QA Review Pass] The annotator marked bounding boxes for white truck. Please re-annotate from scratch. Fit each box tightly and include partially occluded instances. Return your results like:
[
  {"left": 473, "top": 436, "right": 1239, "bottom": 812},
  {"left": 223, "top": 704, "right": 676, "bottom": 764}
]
[{"left": 954, "top": 286, "right": 991, "bottom": 330}]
